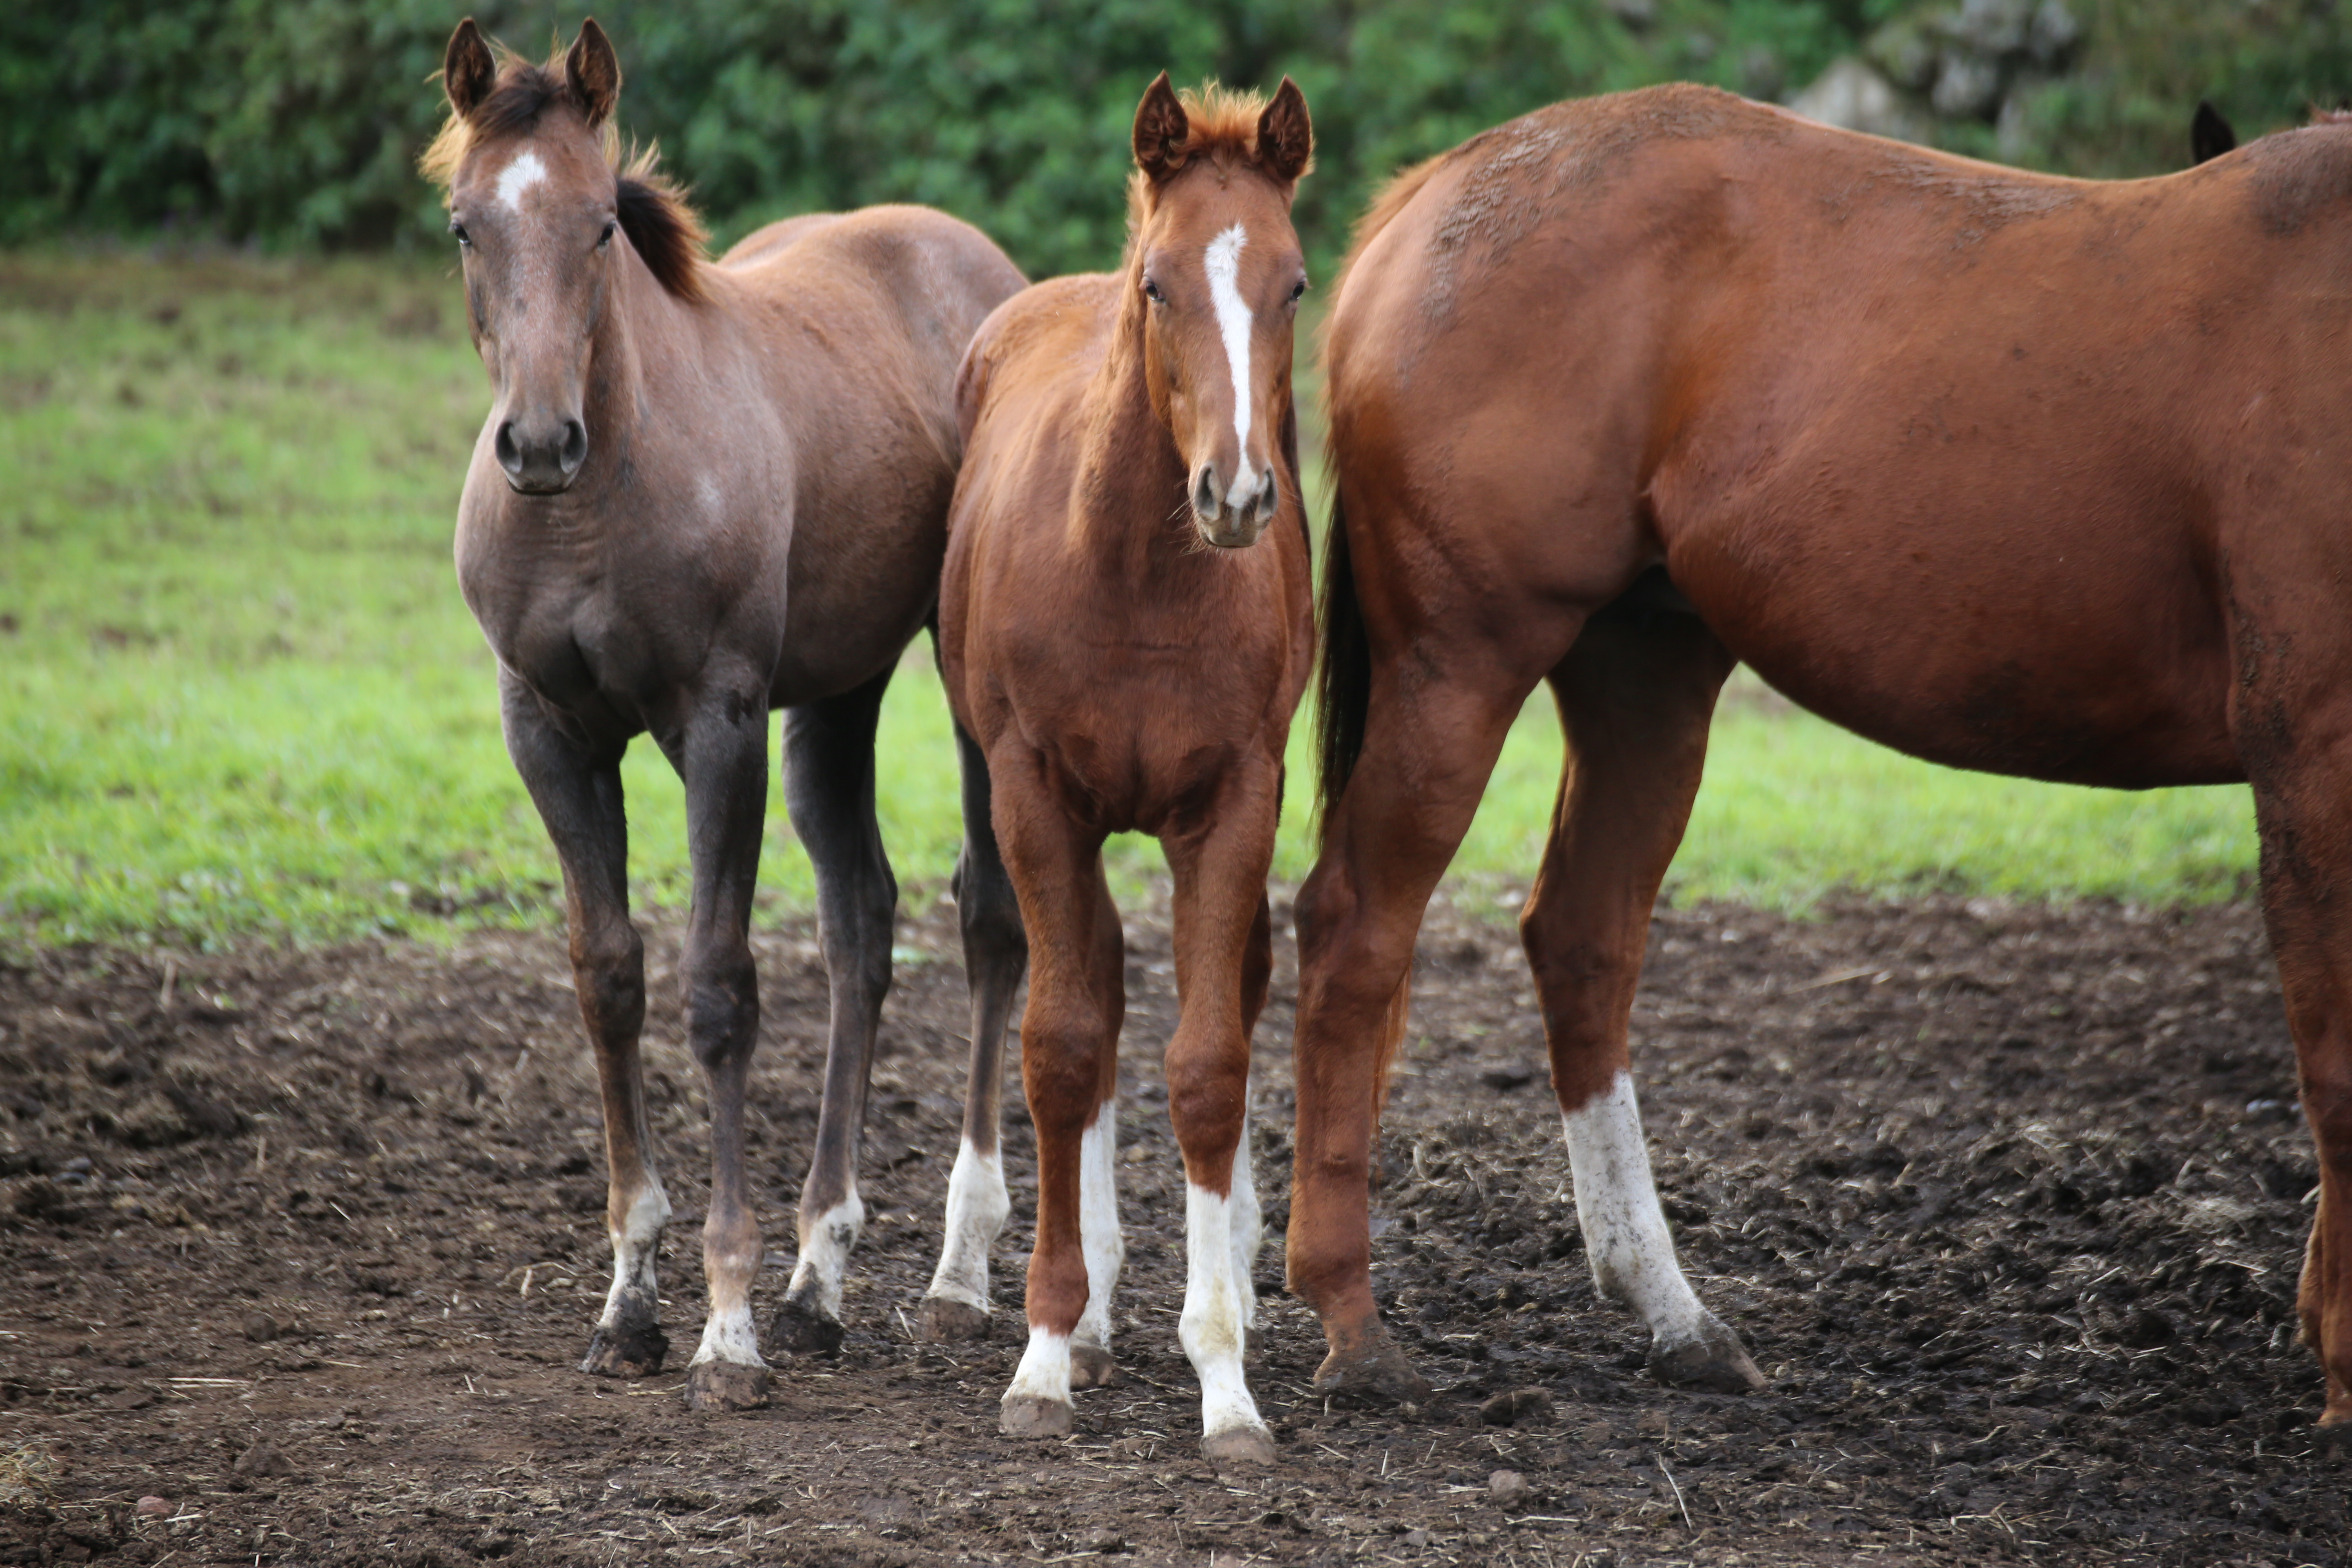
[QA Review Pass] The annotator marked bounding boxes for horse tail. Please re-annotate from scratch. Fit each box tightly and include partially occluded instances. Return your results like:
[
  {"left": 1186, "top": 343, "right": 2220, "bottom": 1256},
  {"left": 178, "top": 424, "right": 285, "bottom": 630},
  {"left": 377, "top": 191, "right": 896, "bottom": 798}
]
[{"left": 1314, "top": 482, "right": 1371, "bottom": 840}]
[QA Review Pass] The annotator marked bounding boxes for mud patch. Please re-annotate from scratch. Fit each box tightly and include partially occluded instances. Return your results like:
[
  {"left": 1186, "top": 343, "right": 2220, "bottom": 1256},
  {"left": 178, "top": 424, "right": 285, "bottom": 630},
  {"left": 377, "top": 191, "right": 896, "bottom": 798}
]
[{"left": 0, "top": 892, "right": 2344, "bottom": 1565}]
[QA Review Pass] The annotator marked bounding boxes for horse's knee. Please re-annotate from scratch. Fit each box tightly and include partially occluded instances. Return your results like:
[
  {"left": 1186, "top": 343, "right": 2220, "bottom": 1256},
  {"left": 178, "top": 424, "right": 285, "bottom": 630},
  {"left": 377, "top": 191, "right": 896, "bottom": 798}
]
[
  {"left": 1019, "top": 1021, "right": 1103, "bottom": 1134},
  {"left": 572, "top": 921, "right": 646, "bottom": 1038},
  {"left": 683, "top": 942, "right": 759, "bottom": 1071},
  {"left": 1166, "top": 1042, "right": 1247, "bottom": 1172}
]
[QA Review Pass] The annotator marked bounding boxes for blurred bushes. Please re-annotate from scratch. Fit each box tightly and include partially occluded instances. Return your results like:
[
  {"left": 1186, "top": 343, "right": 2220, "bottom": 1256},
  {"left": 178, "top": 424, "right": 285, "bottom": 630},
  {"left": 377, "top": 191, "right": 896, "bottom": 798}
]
[{"left": 2, "top": 0, "right": 2345, "bottom": 276}]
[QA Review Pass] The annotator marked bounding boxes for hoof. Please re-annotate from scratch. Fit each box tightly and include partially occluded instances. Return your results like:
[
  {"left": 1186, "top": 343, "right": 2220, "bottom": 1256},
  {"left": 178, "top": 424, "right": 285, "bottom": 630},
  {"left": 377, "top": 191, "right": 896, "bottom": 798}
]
[
  {"left": 916, "top": 1295, "right": 992, "bottom": 1343},
  {"left": 1649, "top": 1314, "right": 1766, "bottom": 1394},
  {"left": 1201, "top": 1425, "right": 1278, "bottom": 1467},
  {"left": 682, "top": 1359, "right": 770, "bottom": 1412},
  {"left": 2317, "top": 1414, "right": 2352, "bottom": 1450},
  {"left": 1312, "top": 1322, "right": 1432, "bottom": 1407},
  {"left": 580, "top": 1319, "right": 669, "bottom": 1379},
  {"left": 1071, "top": 1342, "right": 1118, "bottom": 1390},
  {"left": 766, "top": 1297, "right": 845, "bottom": 1358},
  {"left": 1000, "top": 1394, "right": 1073, "bottom": 1439}
]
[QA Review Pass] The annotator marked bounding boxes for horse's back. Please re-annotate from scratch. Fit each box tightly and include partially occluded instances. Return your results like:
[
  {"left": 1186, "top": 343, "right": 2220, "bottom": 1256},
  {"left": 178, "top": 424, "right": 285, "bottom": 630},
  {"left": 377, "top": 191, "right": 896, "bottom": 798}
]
[
  {"left": 1326, "top": 83, "right": 2306, "bottom": 788},
  {"left": 955, "top": 273, "right": 1120, "bottom": 452}
]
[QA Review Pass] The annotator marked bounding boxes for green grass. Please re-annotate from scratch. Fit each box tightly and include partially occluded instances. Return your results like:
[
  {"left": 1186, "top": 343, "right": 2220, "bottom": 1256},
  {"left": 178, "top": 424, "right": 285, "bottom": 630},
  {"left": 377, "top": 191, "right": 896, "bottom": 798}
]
[{"left": 0, "top": 252, "right": 2257, "bottom": 949}]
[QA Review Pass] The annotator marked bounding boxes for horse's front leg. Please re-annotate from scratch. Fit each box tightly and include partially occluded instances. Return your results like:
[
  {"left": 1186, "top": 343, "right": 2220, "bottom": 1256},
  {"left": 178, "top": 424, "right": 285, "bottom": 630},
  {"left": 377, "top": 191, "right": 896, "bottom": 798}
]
[
  {"left": 1163, "top": 760, "right": 1283, "bottom": 1464},
  {"left": 769, "top": 666, "right": 900, "bottom": 1356},
  {"left": 671, "top": 675, "right": 774, "bottom": 1411},
  {"left": 499, "top": 671, "right": 670, "bottom": 1379},
  {"left": 993, "top": 756, "right": 1121, "bottom": 1438}
]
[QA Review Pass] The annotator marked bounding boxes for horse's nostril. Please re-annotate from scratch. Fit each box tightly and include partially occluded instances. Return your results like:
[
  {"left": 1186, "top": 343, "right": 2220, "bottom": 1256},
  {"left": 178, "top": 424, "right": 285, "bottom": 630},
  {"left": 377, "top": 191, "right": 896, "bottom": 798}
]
[
  {"left": 494, "top": 420, "right": 523, "bottom": 477},
  {"left": 560, "top": 420, "right": 588, "bottom": 475},
  {"left": 1192, "top": 469, "right": 1221, "bottom": 521}
]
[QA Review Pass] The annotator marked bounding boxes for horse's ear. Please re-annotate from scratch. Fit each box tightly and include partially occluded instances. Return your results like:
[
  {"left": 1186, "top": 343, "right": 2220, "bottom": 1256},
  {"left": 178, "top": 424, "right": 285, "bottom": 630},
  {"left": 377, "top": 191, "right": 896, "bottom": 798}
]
[
  {"left": 2192, "top": 100, "right": 2236, "bottom": 165},
  {"left": 443, "top": 18, "right": 496, "bottom": 120},
  {"left": 1256, "top": 76, "right": 1314, "bottom": 185},
  {"left": 1133, "top": 72, "right": 1190, "bottom": 181},
  {"left": 565, "top": 18, "right": 621, "bottom": 129}
]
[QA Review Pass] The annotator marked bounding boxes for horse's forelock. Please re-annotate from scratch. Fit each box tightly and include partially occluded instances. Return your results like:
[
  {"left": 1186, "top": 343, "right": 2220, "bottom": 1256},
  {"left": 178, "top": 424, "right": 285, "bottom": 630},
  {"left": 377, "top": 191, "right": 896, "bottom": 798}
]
[{"left": 420, "top": 49, "right": 710, "bottom": 305}]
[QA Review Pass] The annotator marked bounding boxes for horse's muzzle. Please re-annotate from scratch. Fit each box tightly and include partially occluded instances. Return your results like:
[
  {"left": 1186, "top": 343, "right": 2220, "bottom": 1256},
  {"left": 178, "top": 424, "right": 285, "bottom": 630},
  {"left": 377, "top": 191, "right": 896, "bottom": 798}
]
[
  {"left": 497, "top": 416, "right": 588, "bottom": 495},
  {"left": 1190, "top": 464, "right": 1278, "bottom": 549}
]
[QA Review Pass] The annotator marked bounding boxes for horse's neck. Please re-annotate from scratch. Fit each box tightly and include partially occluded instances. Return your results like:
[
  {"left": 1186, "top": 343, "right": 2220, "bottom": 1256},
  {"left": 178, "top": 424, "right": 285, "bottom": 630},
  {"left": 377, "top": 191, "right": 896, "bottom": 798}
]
[
  {"left": 577, "top": 247, "right": 675, "bottom": 477},
  {"left": 1069, "top": 299, "right": 1189, "bottom": 580}
]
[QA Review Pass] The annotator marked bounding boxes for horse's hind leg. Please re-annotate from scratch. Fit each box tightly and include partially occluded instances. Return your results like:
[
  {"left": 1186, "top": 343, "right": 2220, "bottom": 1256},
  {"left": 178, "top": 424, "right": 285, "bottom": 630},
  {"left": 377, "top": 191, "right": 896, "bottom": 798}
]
[
  {"left": 771, "top": 665, "right": 900, "bottom": 1356},
  {"left": 1523, "top": 603, "right": 1762, "bottom": 1394},
  {"left": 1069, "top": 855, "right": 1127, "bottom": 1390},
  {"left": 501, "top": 672, "right": 672, "bottom": 1379},
  {"left": 674, "top": 677, "right": 778, "bottom": 1412},
  {"left": 2243, "top": 750, "right": 2352, "bottom": 1430},
  {"left": 922, "top": 719, "right": 1028, "bottom": 1341}
]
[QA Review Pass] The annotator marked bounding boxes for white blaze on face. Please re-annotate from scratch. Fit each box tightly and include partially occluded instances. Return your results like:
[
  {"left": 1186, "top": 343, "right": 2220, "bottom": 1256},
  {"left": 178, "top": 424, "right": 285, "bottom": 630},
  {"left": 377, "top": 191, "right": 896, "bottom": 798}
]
[
  {"left": 1561, "top": 1071, "right": 1714, "bottom": 1347},
  {"left": 496, "top": 149, "right": 550, "bottom": 214},
  {"left": 784, "top": 1188, "right": 864, "bottom": 1322},
  {"left": 1179, "top": 1180, "right": 1268, "bottom": 1446},
  {"left": 1074, "top": 1107, "right": 1125, "bottom": 1352},
  {"left": 1202, "top": 223, "right": 1258, "bottom": 508},
  {"left": 926, "top": 1137, "right": 1010, "bottom": 1314}
]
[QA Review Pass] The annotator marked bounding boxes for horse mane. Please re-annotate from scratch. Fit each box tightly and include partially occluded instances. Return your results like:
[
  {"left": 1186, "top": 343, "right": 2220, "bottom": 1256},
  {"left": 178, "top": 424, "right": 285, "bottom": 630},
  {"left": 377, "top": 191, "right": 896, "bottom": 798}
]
[{"left": 419, "top": 43, "right": 710, "bottom": 304}]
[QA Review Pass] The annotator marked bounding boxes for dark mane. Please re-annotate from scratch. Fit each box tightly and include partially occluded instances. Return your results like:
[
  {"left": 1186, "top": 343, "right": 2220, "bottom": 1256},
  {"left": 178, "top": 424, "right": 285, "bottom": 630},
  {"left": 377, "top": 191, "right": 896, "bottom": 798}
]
[{"left": 421, "top": 45, "right": 710, "bottom": 303}]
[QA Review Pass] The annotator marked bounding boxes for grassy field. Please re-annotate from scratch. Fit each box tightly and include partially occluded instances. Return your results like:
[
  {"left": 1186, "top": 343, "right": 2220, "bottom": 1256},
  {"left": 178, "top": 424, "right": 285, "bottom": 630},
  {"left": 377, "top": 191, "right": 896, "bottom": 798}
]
[{"left": 0, "top": 252, "right": 2257, "bottom": 950}]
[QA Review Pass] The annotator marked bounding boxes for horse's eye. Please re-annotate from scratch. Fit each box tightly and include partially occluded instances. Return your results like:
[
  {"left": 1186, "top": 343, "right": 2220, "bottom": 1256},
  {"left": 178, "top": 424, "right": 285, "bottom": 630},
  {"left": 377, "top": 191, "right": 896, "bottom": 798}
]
[
  {"left": 1289, "top": 279, "right": 1307, "bottom": 303},
  {"left": 450, "top": 219, "right": 471, "bottom": 247},
  {"left": 597, "top": 220, "right": 617, "bottom": 249},
  {"left": 1143, "top": 277, "right": 1165, "bottom": 304}
]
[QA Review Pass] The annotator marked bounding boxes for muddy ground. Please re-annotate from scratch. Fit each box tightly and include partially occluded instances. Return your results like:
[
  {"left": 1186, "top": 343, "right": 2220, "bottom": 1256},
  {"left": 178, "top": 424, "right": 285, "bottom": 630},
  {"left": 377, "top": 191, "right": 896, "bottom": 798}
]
[{"left": 0, "top": 889, "right": 2345, "bottom": 1567}]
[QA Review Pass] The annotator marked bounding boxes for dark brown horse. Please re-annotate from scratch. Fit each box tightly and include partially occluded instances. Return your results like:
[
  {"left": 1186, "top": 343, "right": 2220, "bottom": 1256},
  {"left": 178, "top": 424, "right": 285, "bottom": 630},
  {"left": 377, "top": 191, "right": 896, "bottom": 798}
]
[
  {"left": 425, "top": 19, "right": 1023, "bottom": 1410},
  {"left": 935, "top": 76, "right": 1314, "bottom": 1461},
  {"left": 1293, "top": 83, "right": 2352, "bottom": 1431}
]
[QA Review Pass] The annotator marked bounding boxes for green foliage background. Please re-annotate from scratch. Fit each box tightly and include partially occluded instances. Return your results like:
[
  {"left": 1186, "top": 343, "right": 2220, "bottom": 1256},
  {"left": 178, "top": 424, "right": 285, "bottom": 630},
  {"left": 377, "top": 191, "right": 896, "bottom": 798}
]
[{"left": 7, "top": 0, "right": 2349, "bottom": 277}]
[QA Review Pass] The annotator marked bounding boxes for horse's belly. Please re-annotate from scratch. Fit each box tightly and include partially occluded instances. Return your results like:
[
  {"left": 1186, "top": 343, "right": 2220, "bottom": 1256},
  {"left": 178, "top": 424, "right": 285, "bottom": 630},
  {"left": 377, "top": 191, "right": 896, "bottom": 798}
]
[{"left": 1676, "top": 532, "right": 2241, "bottom": 788}]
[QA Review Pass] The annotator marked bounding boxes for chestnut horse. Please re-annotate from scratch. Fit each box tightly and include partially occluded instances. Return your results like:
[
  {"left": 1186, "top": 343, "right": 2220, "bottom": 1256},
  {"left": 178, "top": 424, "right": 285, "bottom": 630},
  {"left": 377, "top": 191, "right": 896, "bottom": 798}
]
[
  {"left": 1294, "top": 82, "right": 2352, "bottom": 1431},
  {"left": 425, "top": 20, "right": 1022, "bottom": 1410},
  {"left": 935, "top": 76, "right": 1314, "bottom": 1461}
]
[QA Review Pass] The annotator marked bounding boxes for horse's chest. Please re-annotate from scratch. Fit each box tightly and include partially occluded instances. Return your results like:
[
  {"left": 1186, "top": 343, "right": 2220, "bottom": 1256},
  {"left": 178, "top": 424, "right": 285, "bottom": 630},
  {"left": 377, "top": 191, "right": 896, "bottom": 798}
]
[{"left": 1008, "top": 651, "right": 1265, "bottom": 835}]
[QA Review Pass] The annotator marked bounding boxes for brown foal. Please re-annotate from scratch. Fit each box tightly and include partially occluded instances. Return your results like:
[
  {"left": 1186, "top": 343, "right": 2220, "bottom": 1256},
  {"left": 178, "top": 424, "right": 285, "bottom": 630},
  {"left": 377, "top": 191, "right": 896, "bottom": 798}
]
[
  {"left": 1295, "top": 83, "right": 2352, "bottom": 1430},
  {"left": 935, "top": 75, "right": 1315, "bottom": 1461},
  {"left": 426, "top": 19, "right": 1022, "bottom": 1410}
]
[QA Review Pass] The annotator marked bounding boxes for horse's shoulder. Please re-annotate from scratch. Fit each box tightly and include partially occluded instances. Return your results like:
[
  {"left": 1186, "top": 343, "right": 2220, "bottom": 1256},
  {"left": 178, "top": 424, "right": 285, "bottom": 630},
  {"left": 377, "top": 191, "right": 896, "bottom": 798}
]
[{"left": 956, "top": 276, "right": 1116, "bottom": 447}]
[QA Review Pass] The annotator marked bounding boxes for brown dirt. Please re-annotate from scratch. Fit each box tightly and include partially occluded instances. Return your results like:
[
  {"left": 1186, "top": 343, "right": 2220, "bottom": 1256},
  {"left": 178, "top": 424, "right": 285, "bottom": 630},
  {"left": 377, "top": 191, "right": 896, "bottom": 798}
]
[{"left": 0, "top": 891, "right": 2345, "bottom": 1567}]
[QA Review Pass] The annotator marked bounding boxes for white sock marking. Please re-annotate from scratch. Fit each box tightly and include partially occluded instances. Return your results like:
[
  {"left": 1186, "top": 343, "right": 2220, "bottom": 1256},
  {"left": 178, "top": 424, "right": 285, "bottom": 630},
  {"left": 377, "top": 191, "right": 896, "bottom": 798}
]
[
  {"left": 1074, "top": 1104, "right": 1125, "bottom": 1351},
  {"left": 1561, "top": 1071, "right": 1711, "bottom": 1347},
  {"left": 1180, "top": 1181, "right": 1268, "bottom": 1445},
  {"left": 688, "top": 1302, "right": 763, "bottom": 1367},
  {"left": 597, "top": 1172, "right": 670, "bottom": 1329},
  {"left": 496, "top": 150, "right": 549, "bottom": 214},
  {"left": 1227, "top": 1082, "right": 1261, "bottom": 1331},
  {"left": 785, "top": 1189, "right": 864, "bottom": 1321},
  {"left": 1004, "top": 1326, "right": 1072, "bottom": 1409},
  {"left": 926, "top": 1137, "right": 1010, "bottom": 1314},
  {"left": 1203, "top": 224, "right": 1258, "bottom": 508}
]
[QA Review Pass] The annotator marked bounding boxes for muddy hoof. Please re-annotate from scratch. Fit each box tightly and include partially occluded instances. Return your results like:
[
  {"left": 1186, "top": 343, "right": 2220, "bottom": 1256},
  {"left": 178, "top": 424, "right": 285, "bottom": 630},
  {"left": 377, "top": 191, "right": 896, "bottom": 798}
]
[
  {"left": 916, "top": 1295, "right": 992, "bottom": 1343},
  {"left": 1000, "top": 1394, "right": 1073, "bottom": 1439},
  {"left": 766, "top": 1298, "right": 845, "bottom": 1358},
  {"left": 682, "top": 1359, "right": 770, "bottom": 1412},
  {"left": 1070, "top": 1342, "right": 1118, "bottom": 1389},
  {"left": 1201, "top": 1425, "right": 1278, "bottom": 1467},
  {"left": 1312, "top": 1326, "right": 1432, "bottom": 1407},
  {"left": 579, "top": 1319, "right": 669, "bottom": 1379},
  {"left": 1648, "top": 1314, "right": 1766, "bottom": 1394},
  {"left": 2316, "top": 1415, "right": 2352, "bottom": 1450}
]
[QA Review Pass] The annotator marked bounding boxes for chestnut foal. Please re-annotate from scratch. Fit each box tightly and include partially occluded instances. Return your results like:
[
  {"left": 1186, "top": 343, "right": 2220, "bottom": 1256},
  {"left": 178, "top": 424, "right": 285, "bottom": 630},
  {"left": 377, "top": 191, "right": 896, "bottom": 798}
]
[
  {"left": 426, "top": 20, "right": 1022, "bottom": 1409},
  {"left": 935, "top": 76, "right": 1315, "bottom": 1461}
]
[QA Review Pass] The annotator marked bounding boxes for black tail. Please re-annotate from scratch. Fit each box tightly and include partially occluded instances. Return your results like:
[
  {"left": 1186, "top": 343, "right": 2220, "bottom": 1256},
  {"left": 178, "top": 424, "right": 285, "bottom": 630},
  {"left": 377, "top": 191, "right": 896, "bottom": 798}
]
[{"left": 1314, "top": 484, "right": 1371, "bottom": 840}]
